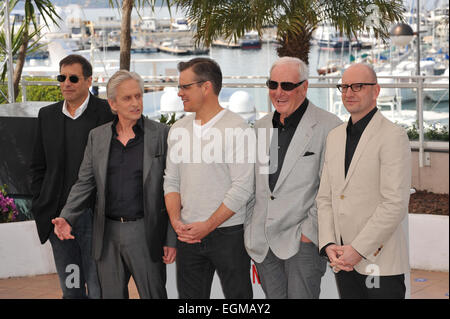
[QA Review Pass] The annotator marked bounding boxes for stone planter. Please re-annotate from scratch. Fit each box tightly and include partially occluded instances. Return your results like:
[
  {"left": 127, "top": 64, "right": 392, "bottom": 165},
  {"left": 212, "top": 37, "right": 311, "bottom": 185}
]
[{"left": 0, "top": 220, "right": 56, "bottom": 279}]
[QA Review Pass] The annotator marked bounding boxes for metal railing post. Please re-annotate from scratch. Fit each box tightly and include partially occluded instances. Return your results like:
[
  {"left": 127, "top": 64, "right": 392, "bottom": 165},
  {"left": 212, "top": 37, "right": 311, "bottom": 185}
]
[
  {"left": 21, "top": 79, "right": 27, "bottom": 102},
  {"left": 417, "top": 76, "right": 424, "bottom": 168}
]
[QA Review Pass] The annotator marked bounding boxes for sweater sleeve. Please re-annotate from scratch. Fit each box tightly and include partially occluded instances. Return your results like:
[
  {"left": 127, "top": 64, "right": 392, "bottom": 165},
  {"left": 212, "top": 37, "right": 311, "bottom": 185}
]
[
  {"left": 222, "top": 127, "right": 255, "bottom": 214},
  {"left": 163, "top": 125, "right": 181, "bottom": 195}
]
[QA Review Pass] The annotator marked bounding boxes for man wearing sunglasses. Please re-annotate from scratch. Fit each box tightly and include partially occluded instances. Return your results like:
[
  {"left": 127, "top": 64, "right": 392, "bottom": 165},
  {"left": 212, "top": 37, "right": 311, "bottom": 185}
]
[
  {"left": 244, "top": 57, "right": 342, "bottom": 298},
  {"left": 317, "top": 63, "right": 411, "bottom": 298},
  {"left": 30, "top": 54, "right": 113, "bottom": 298},
  {"left": 52, "top": 70, "right": 176, "bottom": 298}
]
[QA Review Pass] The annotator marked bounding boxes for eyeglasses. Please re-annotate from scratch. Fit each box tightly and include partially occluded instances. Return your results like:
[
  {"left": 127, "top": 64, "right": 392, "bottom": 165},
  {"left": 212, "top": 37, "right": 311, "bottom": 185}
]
[
  {"left": 177, "top": 81, "right": 205, "bottom": 90},
  {"left": 336, "top": 83, "right": 377, "bottom": 93},
  {"left": 57, "top": 75, "right": 81, "bottom": 83},
  {"left": 266, "top": 79, "right": 306, "bottom": 91}
]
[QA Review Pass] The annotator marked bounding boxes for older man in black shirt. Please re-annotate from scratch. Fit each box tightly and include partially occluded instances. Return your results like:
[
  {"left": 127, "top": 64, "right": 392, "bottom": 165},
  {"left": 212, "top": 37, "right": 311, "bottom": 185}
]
[
  {"left": 268, "top": 97, "right": 308, "bottom": 192},
  {"left": 106, "top": 117, "right": 145, "bottom": 221},
  {"left": 53, "top": 70, "right": 176, "bottom": 299},
  {"left": 244, "top": 57, "right": 342, "bottom": 299}
]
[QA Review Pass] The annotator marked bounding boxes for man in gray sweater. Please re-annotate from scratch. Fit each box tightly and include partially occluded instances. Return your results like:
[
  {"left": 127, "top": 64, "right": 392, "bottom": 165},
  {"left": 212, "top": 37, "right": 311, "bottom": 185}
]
[{"left": 164, "top": 58, "right": 254, "bottom": 299}]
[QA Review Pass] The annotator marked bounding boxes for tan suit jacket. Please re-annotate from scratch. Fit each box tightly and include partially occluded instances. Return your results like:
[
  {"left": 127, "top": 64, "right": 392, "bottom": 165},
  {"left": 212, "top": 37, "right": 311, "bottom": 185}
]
[{"left": 317, "top": 111, "right": 411, "bottom": 276}]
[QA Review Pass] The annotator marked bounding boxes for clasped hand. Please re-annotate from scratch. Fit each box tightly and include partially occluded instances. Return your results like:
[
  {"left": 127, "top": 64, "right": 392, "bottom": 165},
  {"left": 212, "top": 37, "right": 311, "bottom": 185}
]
[
  {"left": 325, "top": 244, "right": 362, "bottom": 273},
  {"left": 172, "top": 219, "right": 213, "bottom": 244}
]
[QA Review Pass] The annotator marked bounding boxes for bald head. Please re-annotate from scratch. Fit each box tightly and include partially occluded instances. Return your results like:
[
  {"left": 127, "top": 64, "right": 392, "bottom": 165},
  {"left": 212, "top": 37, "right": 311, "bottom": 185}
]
[
  {"left": 341, "top": 63, "right": 380, "bottom": 123},
  {"left": 343, "top": 63, "right": 377, "bottom": 83}
]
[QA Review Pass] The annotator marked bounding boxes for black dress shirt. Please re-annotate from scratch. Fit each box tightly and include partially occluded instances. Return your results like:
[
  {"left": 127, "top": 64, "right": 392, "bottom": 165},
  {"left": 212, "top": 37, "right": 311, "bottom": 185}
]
[
  {"left": 105, "top": 116, "right": 144, "bottom": 219},
  {"left": 345, "top": 107, "right": 378, "bottom": 177},
  {"left": 269, "top": 98, "right": 309, "bottom": 192}
]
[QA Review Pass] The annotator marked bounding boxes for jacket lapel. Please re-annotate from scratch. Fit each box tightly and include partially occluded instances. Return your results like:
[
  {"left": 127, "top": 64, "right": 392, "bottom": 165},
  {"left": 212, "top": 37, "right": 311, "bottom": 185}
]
[
  {"left": 342, "top": 111, "right": 382, "bottom": 190},
  {"left": 335, "top": 126, "right": 347, "bottom": 192},
  {"left": 143, "top": 118, "right": 158, "bottom": 185},
  {"left": 273, "top": 105, "right": 316, "bottom": 193},
  {"left": 258, "top": 114, "right": 274, "bottom": 194},
  {"left": 84, "top": 94, "right": 100, "bottom": 126},
  {"left": 96, "top": 124, "right": 112, "bottom": 190},
  {"left": 54, "top": 102, "right": 66, "bottom": 165}
]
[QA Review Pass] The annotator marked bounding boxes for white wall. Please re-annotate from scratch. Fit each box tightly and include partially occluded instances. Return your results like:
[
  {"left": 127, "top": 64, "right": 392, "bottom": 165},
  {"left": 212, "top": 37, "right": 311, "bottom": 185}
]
[
  {"left": 7, "top": 214, "right": 450, "bottom": 298},
  {"left": 409, "top": 214, "right": 449, "bottom": 272},
  {"left": 0, "top": 221, "right": 56, "bottom": 278}
]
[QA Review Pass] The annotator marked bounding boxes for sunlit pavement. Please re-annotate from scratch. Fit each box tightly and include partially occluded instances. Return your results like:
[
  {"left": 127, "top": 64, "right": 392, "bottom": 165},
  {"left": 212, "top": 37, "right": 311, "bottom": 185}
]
[{"left": 0, "top": 269, "right": 447, "bottom": 299}]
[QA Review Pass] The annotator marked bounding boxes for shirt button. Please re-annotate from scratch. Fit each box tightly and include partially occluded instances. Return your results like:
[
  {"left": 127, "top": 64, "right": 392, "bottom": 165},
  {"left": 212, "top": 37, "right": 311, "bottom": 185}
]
[
  {"left": 270, "top": 196, "right": 275, "bottom": 200},
  {"left": 340, "top": 195, "right": 345, "bottom": 200}
]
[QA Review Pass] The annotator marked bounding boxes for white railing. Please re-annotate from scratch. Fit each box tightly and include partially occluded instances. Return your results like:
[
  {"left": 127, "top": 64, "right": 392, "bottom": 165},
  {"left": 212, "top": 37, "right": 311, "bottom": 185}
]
[{"left": 12, "top": 74, "right": 450, "bottom": 166}]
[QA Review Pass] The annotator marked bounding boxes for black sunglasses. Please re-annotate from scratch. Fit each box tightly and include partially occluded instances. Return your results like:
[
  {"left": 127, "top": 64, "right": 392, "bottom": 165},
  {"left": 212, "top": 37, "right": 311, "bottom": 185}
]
[
  {"left": 266, "top": 79, "right": 306, "bottom": 91},
  {"left": 57, "top": 74, "right": 81, "bottom": 83}
]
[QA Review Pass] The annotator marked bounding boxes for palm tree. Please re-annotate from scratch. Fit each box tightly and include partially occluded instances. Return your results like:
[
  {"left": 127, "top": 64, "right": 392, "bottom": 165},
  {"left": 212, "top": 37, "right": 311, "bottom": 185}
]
[
  {"left": 0, "top": 15, "right": 43, "bottom": 102},
  {"left": 1, "top": 0, "right": 60, "bottom": 100},
  {"left": 109, "top": 0, "right": 171, "bottom": 70},
  {"left": 172, "top": 0, "right": 405, "bottom": 65},
  {"left": 109, "top": 0, "right": 133, "bottom": 71}
]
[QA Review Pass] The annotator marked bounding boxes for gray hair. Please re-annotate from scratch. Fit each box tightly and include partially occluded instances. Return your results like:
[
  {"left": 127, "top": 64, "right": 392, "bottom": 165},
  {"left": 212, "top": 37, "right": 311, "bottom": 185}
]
[
  {"left": 107, "top": 70, "right": 144, "bottom": 102},
  {"left": 270, "top": 56, "right": 309, "bottom": 81}
]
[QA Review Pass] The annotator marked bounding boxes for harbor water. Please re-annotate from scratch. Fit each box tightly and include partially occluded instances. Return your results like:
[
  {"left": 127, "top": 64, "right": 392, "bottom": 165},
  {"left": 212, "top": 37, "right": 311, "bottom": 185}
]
[{"left": 25, "top": 41, "right": 449, "bottom": 127}]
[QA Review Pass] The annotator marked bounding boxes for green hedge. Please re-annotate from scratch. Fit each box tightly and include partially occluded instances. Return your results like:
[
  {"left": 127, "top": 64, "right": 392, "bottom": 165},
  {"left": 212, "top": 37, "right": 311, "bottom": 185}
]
[
  {"left": 0, "top": 77, "right": 62, "bottom": 104},
  {"left": 22, "top": 77, "right": 63, "bottom": 102},
  {"left": 406, "top": 123, "right": 449, "bottom": 141}
]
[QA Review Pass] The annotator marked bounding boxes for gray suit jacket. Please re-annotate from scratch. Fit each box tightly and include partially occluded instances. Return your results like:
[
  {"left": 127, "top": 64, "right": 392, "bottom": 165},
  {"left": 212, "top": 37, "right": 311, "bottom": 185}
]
[
  {"left": 244, "top": 101, "right": 342, "bottom": 263},
  {"left": 60, "top": 117, "right": 176, "bottom": 262}
]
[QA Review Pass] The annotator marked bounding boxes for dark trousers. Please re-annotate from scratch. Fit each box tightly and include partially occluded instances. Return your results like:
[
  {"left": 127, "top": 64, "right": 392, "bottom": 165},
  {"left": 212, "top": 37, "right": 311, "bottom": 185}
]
[
  {"left": 335, "top": 269, "right": 406, "bottom": 299},
  {"left": 48, "top": 208, "right": 101, "bottom": 299},
  {"left": 176, "top": 224, "right": 253, "bottom": 299}
]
